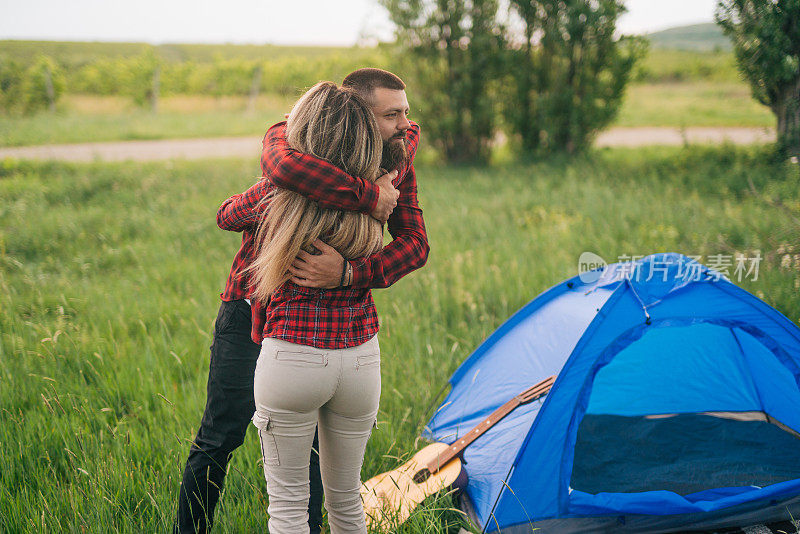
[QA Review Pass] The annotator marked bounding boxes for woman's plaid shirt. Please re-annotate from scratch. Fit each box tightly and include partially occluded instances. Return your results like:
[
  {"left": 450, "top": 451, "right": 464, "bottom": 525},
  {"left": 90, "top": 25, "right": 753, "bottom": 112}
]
[{"left": 217, "top": 121, "right": 428, "bottom": 348}]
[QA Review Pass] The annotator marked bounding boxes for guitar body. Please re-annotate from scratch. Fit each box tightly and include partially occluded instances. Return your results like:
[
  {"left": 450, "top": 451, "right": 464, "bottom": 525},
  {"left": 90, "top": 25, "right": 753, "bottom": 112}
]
[
  {"left": 360, "top": 376, "right": 555, "bottom": 532},
  {"left": 361, "top": 441, "right": 467, "bottom": 531}
]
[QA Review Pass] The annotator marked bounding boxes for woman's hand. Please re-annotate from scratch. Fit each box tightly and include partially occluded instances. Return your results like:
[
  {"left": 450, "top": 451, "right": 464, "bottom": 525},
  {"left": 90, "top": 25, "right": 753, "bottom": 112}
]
[{"left": 289, "top": 239, "right": 346, "bottom": 288}]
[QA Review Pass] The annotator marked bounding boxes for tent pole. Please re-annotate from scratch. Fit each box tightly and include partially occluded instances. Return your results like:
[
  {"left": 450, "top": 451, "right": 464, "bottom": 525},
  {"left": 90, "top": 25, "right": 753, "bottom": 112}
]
[{"left": 482, "top": 463, "right": 516, "bottom": 534}]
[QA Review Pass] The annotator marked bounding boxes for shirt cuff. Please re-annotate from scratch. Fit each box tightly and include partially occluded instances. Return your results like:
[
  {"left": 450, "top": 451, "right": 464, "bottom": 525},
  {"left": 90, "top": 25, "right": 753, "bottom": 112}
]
[
  {"left": 349, "top": 258, "right": 370, "bottom": 288},
  {"left": 362, "top": 181, "right": 380, "bottom": 214}
]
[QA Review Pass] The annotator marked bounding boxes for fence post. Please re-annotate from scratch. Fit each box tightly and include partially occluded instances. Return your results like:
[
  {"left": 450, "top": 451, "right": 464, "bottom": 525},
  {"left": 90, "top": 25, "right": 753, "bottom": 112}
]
[
  {"left": 248, "top": 65, "right": 262, "bottom": 114},
  {"left": 44, "top": 64, "right": 56, "bottom": 113},
  {"left": 151, "top": 66, "right": 160, "bottom": 113}
]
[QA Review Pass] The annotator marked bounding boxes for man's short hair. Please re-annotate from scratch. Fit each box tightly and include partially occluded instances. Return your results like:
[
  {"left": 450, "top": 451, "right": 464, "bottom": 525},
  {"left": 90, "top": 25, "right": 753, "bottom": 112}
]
[{"left": 342, "top": 68, "right": 405, "bottom": 101}]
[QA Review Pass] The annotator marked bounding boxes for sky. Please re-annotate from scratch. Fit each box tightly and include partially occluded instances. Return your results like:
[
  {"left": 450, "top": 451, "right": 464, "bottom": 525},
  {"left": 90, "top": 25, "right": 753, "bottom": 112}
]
[{"left": 0, "top": 0, "right": 719, "bottom": 46}]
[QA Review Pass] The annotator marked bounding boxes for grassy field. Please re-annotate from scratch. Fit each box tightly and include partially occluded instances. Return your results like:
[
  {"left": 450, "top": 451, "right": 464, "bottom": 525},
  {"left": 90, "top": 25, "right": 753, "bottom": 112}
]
[
  {"left": 616, "top": 81, "right": 772, "bottom": 128},
  {"left": 1, "top": 145, "right": 799, "bottom": 532},
  {"left": 0, "top": 81, "right": 775, "bottom": 147},
  {"left": 0, "top": 94, "right": 295, "bottom": 147},
  {"left": 635, "top": 48, "right": 740, "bottom": 83}
]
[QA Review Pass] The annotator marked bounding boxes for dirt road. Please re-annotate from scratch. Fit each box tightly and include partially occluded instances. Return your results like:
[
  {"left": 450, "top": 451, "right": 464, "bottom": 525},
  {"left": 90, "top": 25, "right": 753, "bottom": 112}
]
[
  {"left": 0, "top": 127, "right": 776, "bottom": 162},
  {"left": 595, "top": 126, "right": 774, "bottom": 148}
]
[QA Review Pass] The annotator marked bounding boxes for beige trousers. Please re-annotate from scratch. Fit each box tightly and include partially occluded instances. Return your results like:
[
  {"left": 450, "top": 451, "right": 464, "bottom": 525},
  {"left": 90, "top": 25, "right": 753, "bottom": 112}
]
[{"left": 252, "top": 335, "right": 381, "bottom": 534}]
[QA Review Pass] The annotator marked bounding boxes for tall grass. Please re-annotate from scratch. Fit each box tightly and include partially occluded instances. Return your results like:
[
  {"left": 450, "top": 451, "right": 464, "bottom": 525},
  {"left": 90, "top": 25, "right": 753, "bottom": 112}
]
[
  {"left": 616, "top": 82, "right": 772, "bottom": 128},
  {"left": 0, "top": 95, "right": 294, "bottom": 147},
  {"left": 634, "top": 48, "right": 741, "bottom": 83},
  {"left": 1, "top": 146, "right": 798, "bottom": 532}
]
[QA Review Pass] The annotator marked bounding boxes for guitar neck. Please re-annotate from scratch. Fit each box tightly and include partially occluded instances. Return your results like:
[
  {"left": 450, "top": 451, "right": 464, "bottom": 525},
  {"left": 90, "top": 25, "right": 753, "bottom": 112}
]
[{"left": 425, "top": 375, "right": 555, "bottom": 474}]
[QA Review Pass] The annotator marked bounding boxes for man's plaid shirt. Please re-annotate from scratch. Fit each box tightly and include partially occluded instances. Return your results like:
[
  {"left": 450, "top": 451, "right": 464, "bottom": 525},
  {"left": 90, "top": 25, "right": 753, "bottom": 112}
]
[{"left": 217, "top": 120, "right": 428, "bottom": 348}]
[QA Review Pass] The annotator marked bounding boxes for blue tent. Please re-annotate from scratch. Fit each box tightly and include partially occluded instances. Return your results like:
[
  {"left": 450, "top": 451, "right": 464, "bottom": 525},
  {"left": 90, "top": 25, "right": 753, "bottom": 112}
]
[{"left": 424, "top": 253, "right": 800, "bottom": 533}]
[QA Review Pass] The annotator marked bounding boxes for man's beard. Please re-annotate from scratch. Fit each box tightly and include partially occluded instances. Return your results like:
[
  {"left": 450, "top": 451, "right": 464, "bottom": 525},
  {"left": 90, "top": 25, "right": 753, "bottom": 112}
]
[{"left": 381, "top": 135, "right": 408, "bottom": 173}]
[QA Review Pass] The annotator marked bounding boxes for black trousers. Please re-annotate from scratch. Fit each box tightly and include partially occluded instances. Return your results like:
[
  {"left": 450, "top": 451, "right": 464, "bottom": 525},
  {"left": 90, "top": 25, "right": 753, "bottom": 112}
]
[{"left": 175, "top": 299, "right": 324, "bottom": 533}]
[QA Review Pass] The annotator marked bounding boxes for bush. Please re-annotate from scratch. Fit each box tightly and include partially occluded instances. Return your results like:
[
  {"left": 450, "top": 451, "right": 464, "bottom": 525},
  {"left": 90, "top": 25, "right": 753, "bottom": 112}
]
[
  {"left": 58, "top": 47, "right": 389, "bottom": 103},
  {"left": 0, "top": 55, "right": 64, "bottom": 115},
  {"left": 123, "top": 50, "right": 160, "bottom": 107},
  {"left": 22, "top": 55, "right": 65, "bottom": 113},
  {"left": 0, "top": 57, "right": 26, "bottom": 114}
]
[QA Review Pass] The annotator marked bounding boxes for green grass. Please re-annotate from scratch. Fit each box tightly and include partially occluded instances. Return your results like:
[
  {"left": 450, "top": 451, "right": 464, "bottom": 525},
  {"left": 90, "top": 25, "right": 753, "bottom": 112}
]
[
  {"left": 0, "top": 94, "right": 294, "bottom": 147},
  {"left": 616, "top": 81, "right": 773, "bottom": 128},
  {"left": 634, "top": 48, "right": 741, "bottom": 83},
  {"left": 1, "top": 147, "right": 799, "bottom": 532}
]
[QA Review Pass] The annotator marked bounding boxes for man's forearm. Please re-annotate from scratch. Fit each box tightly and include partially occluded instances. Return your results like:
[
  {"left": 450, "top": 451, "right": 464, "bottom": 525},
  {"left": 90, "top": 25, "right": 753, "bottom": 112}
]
[
  {"left": 217, "top": 180, "right": 268, "bottom": 232},
  {"left": 348, "top": 229, "right": 429, "bottom": 289},
  {"left": 261, "top": 122, "right": 380, "bottom": 213},
  {"left": 349, "top": 164, "right": 429, "bottom": 288}
]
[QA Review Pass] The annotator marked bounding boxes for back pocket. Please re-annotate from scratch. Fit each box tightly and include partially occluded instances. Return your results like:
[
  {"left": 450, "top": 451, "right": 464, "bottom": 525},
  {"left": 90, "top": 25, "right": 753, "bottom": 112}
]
[
  {"left": 356, "top": 352, "right": 380, "bottom": 369},
  {"left": 275, "top": 350, "right": 327, "bottom": 367}
]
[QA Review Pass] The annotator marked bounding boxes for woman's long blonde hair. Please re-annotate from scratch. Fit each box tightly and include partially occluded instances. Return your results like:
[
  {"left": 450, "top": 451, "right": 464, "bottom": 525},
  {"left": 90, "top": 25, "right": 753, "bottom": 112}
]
[{"left": 248, "top": 81, "right": 384, "bottom": 302}]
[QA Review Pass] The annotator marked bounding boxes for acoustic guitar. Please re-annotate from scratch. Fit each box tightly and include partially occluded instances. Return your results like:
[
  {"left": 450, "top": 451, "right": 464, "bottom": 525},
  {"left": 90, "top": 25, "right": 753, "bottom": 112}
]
[{"left": 361, "top": 375, "right": 556, "bottom": 531}]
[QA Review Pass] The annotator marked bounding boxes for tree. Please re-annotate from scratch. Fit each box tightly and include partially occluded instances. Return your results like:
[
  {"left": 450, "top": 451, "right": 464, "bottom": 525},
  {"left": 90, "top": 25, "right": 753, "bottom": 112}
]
[
  {"left": 505, "top": 0, "right": 645, "bottom": 155},
  {"left": 0, "top": 58, "right": 26, "bottom": 114},
  {"left": 0, "top": 55, "right": 65, "bottom": 115},
  {"left": 716, "top": 0, "right": 800, "bottom": 157},
  {"left": 22, "top": 56, "right": 65, "bottom": 114},
  {"left": 124, "top": 50, "right": 161, "bottom": 110},
  {"left": 382, "top": 0, "right": 505, "bottom": 163}
]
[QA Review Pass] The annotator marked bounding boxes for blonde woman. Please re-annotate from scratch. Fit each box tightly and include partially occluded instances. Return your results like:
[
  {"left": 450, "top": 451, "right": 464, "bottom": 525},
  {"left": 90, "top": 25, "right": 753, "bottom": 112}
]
[{"left": 225, "top": 82, "right": 385, "bottom": 534}]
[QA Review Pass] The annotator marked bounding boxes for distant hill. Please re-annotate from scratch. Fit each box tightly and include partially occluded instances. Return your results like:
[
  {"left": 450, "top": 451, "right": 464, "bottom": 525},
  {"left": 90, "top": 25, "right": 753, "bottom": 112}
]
[{"left": 646, "top": 23, "right": 732, "bottom": 52}]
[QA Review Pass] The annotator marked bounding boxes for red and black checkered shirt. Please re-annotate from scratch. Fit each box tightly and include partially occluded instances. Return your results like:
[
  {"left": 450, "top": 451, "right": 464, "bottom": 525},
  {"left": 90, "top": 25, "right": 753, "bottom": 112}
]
[{"left": 217, "top": 120, "right": 428, "bottom": 348}]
